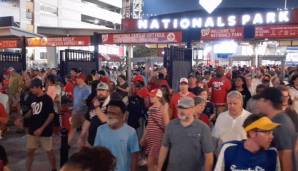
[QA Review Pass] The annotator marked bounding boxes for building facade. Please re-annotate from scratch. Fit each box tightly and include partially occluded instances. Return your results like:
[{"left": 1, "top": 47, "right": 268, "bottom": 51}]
[{"left": 0, "top": 0, "right": 122, "bottom": 32}]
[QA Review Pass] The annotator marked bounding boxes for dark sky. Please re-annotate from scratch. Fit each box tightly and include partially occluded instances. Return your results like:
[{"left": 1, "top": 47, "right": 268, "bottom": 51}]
[{"left": 143, "top": 0, "right": 298, "bottom": 16}]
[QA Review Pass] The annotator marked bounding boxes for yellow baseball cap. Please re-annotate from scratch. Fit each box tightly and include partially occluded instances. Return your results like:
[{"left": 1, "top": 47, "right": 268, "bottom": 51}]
[{"left": 244, "top": 117, "right": 280, "bottom": 132}]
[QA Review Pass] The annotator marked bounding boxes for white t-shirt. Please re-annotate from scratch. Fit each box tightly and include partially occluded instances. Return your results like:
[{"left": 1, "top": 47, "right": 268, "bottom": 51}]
[
  {"left": 0, "top": 93, "right": 9, "bottom": 114},
  {"left": 288, "top": 87, "right": 298, "bottom": 114},
  {"left": 212, "top": 109, "right": 251, "bottom": 143}
]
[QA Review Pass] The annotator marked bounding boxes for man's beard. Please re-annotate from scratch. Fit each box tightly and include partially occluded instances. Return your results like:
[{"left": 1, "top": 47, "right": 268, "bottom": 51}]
[{"left": 98, "top": 96, "right": 107, "bottom": 101}]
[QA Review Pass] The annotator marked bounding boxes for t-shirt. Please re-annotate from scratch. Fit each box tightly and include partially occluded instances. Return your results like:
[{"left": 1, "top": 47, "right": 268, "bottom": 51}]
[
  {"left": 203, "top": 101, "right": 215, "bottom": 117},
  {"left": 271, "top": 113, "right": 297, "bottom": 171},
  {"left": 215, "top": 141, "right": 280, "bottom": 171},
  {"left": 28, "top": 94, "right": 55, "bottom": 137},
  {"left": 64, "top": 81, "right": 74, "bottom": 97},
  {"left": 0, "top": 93, "right": 9, "bottom": 114},
  {"left": 212, "top": 110, "right": 251, "bottom": 143},
  {"left": 84, "top": 96, "right": 110, "bottom": 145},
  {"left": 208, "top": 77, "right": 232, "bottom": 105},
  {"left": 0, "top": 103, "right": 8, "bottom": 124},
  {"left": 170, "top": 92, "right": 195, "bottom": 118},
  {"left": 94, "top": 124, "right": 140, "bottom": 171},
  {"left": 73, "top": 85, "right": 91, "bottom": 113},
  {"left": 117, "top": 82, "right": 128, "bottom": 98},
  {"left": 162, "top": 119, "right": 214, "bottom": 171},
  {"left": 188, "top": 86, "right": 203, "bottom": 96}
]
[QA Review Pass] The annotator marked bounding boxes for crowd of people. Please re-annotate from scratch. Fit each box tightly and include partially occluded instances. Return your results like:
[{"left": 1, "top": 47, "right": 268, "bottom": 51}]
[{"left": 0, "top": 64, "right": 297, "bottom": 171}]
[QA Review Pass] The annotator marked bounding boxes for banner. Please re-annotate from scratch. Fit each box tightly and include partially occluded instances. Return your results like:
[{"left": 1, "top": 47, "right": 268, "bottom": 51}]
[
  {"left": 102, "top": 32, "right": 182, "bottom": 44},
  {"left": 27, "top": 36, "right": 91, "bottom": 47},
  {"left": 255, "top": 25, "right": 298, "bottom": 39},
  {"left": 201, "top": 27, "right": 244, "bottom": 40},
  {"left": 0, "top": 40, "right": 19, "bottom": 48}
]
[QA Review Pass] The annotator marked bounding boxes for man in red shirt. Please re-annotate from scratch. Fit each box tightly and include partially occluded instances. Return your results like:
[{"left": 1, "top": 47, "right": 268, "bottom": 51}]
[
  {"left": 170, "top": 78, "right": 195, "bottom": 119},
  {"left": 208, "top": 67, "right": 232, "bottom": 114}
]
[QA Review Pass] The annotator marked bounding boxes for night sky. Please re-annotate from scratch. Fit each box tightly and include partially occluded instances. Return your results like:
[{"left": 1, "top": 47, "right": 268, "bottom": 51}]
[{"left": 143, "top": 0, "right": 298, "bottom": 16}]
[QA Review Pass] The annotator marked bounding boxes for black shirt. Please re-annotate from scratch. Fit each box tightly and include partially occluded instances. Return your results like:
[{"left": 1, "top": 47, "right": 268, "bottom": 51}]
[
  {"left": 203, "top": 101, "right": 215, "bottom": 117},
  {"left": 28, "top": 94, "right": 55, "bottom": 137},
  {"left": 84, "top": 100, "right": 108, "bottom": 145},
  {"left": 239, "top": 89, "right": 251, "bottom": 109},
  {"left": 188, "top": 86, "right": 203, "bottom": 96},
  {"left": 117, "top": 82, "right": 128, "bottom": 98}
]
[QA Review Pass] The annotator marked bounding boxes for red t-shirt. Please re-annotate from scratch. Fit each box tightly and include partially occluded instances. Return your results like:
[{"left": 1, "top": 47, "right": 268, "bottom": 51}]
[
  {"left": 137, "top": 87, "right": 149, "bottom": 99},
  {"left": 198, "top": 113, "right": 210, "bottom": 126},
  {"left": 64, "top": 80, "right": 74, "bottom": 97},
  {"left": 170, "top": 92, "right": 195, "bottom": 119},
  {"left": 100, "top": 76, "right": 111, "bottom": 84},
  {"left": 208, "top": 77, "right": 231, "bottom": 105},
  {"left": 0, "top": 103, "right": 8, "bottom": 124}
]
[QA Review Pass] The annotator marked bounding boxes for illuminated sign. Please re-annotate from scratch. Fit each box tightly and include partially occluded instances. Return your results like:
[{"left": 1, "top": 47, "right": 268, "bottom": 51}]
[
  {"left": 102, "top": 32, "right": 182, "bottom": 44},
  {"left": 0, "top": 40, "right": 19, "bottom": 48},
  {"left": 199, "top": 0, "right": 222, "bottom": 14},
  {"left": 138, "top": 10, "right": 290, "bottom": 30},
  {"left": 255, "top": 25, "right": 298, "bottom": 39},
  {"left": 27, "top": 36, "right": 91, "bottom": 47}
]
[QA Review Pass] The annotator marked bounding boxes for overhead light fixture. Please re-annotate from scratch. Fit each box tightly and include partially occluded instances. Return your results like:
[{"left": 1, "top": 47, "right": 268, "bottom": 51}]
[{"left": 94, "top": 19, "right": 99, "bottom": 24}]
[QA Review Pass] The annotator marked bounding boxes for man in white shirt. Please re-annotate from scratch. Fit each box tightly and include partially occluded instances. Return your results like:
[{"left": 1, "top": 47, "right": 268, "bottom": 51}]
[{"left": 212, "top": 91, "right": 251, "bottom": 143}]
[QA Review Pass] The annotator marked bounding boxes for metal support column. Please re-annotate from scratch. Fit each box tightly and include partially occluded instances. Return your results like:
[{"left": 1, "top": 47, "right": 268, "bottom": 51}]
[
  {"left": 21, "top": 36, "right": 26, "bottom": 71},
  {"left": 93, "top": 32, "right": 100, "bottom": 70}
]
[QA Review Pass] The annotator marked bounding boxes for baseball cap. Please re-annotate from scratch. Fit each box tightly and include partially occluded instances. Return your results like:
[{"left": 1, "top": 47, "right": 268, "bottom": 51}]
[
  {"left": 133, "top": 75, "right": 144, "bottom": 83},
  {"left": 149, "top": 89, "right": 163, "bottom": 98},
  {"left": 97, "top": 82, "right": 109, "bottom": 90},
  {"left": 30, "top": 78, "right": 43, "bottom": 88},
  {"left": 244, "top": 117, "right": 280, "bottom": 132},
  {"left": 177, "top": 96, "right": 194, "bottom": 109},
  {"left": 179, "top": 77, "right": 188, "bottom": 84}
]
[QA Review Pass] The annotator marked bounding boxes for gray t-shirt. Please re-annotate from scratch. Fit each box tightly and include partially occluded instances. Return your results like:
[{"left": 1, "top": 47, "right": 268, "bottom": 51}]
[
  {"left": 162, "top": 119, "right": 214, "bottom": 171},
  {"left": 271, "top": 113, "right": 297, "bottom": 171}
]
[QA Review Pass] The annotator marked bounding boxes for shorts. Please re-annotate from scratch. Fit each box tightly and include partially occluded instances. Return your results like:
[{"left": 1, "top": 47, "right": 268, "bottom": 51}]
[
  {"left": 26, "top": 135, "right": 53, "bottom": 151},
  {"left": 70, "top": 114, "right": 85, "bottom": 129}
]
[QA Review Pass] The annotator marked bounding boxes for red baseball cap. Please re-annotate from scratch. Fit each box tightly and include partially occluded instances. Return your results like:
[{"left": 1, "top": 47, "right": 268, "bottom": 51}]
[
  {"left": 149, "top": 89, "right": 163, "bottom": 98},
  {"left": 133, "top": 75, "right": 144, "bottom": 83}
]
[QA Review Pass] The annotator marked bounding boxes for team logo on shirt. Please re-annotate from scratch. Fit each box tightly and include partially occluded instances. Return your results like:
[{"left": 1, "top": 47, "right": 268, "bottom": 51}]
[
  {"left": 213, "top": 81, "right": 224, "bottom": 90},
  {"left": 230, "top": 165, "right": 265, "bottom": 171},
  {"left": 31, "top": 102, "right": 43, "bottom": 115}
]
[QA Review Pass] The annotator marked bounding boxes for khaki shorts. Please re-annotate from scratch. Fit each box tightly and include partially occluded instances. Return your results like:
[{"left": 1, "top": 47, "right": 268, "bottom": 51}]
[
  {"left": 26, "top": 135, "right": 53, "bottom": 151},
  {"left": 70, "top": 115, "right": 85, "bottom": 129}
]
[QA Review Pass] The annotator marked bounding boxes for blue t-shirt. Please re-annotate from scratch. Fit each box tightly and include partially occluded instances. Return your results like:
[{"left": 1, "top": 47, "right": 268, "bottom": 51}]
[
  {"left": 73, "top": 85, "right": 91, "bottom": 112},
  {"left": 94, "top": 123, "right": 140, "bottom": 171},
  {"left": 215, "top": 140, "right": 279, "bottom": 171}
]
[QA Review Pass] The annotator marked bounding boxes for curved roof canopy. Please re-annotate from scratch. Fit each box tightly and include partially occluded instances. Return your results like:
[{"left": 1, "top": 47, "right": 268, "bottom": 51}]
[{"left": 143, "top": 0, "right": 298, "bottom": 17}]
